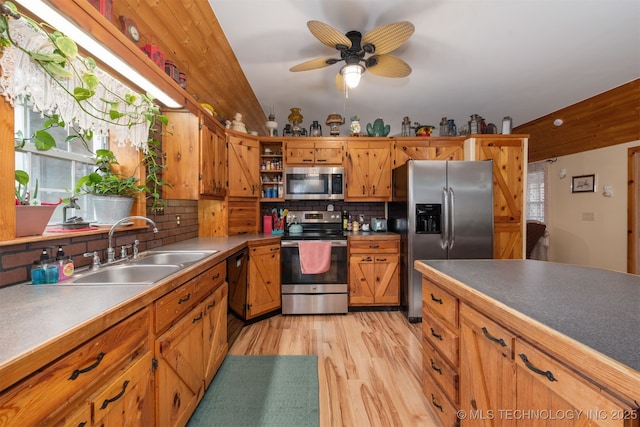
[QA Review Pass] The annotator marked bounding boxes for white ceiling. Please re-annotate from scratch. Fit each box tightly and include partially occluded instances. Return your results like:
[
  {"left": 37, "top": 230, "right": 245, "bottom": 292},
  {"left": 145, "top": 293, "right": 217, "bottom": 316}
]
[{"left": 209, "top": 0, "right": 639, "bottom": 136}]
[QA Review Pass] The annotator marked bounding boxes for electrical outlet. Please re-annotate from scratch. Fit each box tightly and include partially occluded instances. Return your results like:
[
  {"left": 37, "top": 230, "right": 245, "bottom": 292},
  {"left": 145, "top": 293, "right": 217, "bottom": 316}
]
[
  {"left": 176, "top": 215, "right": 181, "bottom": 226},
  {"left": 582, "top": 212, "right": 595, "bottom": 221}
]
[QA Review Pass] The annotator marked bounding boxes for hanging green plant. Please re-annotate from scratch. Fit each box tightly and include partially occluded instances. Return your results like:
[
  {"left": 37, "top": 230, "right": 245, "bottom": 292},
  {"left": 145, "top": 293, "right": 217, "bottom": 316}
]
[{"left": 1, "top": 1, "right": 170, "bottom": 209}]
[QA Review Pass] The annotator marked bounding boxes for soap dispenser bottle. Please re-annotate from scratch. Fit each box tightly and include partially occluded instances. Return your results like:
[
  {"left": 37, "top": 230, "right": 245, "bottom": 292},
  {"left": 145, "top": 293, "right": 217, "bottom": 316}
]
[{"left": 55, "top": 245, "right": 74, "bottom": 281}]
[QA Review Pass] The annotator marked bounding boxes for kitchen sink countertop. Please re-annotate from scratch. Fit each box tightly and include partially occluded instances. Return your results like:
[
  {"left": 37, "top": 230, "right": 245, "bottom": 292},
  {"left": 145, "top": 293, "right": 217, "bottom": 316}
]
[
  {"left": 0, "top": 234, "right": 277, "bottom": 390},
  {"left": 414, "top": 259, "right": 640, "bottom": 373}
]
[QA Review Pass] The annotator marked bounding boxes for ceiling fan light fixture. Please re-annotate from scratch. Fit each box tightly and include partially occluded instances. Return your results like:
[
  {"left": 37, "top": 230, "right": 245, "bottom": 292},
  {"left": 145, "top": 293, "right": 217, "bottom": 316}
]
[{"left": 341, "top": 64, "right": 365, "bottom": 89}]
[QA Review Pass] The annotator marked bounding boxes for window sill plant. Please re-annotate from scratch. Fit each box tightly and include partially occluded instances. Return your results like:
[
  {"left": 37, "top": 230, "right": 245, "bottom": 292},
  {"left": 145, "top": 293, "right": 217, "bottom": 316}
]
[{"left": 14, "top": 169, "right": 60, "bottom": 236}]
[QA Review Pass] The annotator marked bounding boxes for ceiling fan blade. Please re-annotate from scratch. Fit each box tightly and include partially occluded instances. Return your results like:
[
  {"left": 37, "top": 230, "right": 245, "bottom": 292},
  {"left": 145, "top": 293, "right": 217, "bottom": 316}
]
[
  {"left": 367, "top": 54, "right": 412, "bottom": 78},
  {"left": 307, "top": 20, "right": 351, "bottom": 49},
  {"left": 290, "top": 57, "right": 336, "bottom": 72},
  {"left": 335, "top": 72, "right": 344, "bottom": 91},
  {"left": 362, "top": 21, "right": 415, "bottom": 55}
]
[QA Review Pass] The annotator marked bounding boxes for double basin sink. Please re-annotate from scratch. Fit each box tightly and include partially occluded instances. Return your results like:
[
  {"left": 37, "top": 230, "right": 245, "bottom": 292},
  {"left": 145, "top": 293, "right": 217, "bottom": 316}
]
[{"left": 60, "top": 250, "right": 219, "bottom": 286}]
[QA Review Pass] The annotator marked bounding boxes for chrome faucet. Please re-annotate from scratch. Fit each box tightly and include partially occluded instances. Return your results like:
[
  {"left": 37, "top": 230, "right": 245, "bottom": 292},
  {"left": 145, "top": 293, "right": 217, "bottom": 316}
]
[{"left": 107, "top": 216, "right": 158, "bottom": 263}]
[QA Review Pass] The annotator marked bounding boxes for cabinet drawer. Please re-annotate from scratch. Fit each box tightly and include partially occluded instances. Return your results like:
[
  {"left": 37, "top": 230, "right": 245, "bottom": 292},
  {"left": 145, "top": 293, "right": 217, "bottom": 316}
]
[
  {"left": 423, "top": 277, "right": 458, "bottom": 329},
  {"left": 0, "top": 308, "right": 149, "bottom": 426},
  {"left": 89, "top": 352, "right": 153, "bottom": 426},
  {"left": 460, "top": 303, "right": 515, "bottom": 359},
  {"left": 349, "top": 240, "right": 398, "bottom": 253},
  {"left": 250, "top": 243, "right": 280, "bottom": 256},
  {"left": 422, "top": 362, "right": 459, "bottom": 427},
  {"left": 423, "top": 311, "right": 458, "bottom": 368},
  {"left": 192, "top": 262, "right": 227, "bottom": 303},
  {"left": 424, "top": 341, "right": 459, "bottom": 405},
  {"left": 515, "top": 340, "right": 636, "bottom": 427},
  {"left": 155, "top": 280, "right": 197, "bottom": 333}
]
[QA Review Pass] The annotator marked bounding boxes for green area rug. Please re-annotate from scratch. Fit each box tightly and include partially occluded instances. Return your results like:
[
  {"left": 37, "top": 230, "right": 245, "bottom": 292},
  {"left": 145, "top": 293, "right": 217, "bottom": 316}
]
[{"left": 187, "top": 355, "right": 319, "bottom": 427}]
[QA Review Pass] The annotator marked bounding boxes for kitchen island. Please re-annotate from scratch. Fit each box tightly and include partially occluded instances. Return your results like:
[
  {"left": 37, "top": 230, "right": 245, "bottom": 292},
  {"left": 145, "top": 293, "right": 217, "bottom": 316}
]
[{"left": 415, "top": 259, "right": 639, "bottom": 427}]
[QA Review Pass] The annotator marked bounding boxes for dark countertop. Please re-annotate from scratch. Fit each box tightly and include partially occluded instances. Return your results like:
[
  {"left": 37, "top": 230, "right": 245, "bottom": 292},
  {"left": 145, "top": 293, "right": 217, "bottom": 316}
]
[
  {"left": 415, "top": 259, "right": 640, "bottom": 373},
  {"left": 0, "top": 234, "right": 276, "bottom": 388}
]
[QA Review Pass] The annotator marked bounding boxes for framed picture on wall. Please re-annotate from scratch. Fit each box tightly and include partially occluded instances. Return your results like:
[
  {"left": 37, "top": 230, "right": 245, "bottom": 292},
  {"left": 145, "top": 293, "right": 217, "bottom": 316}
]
[{"left": 571, "top": 174, "right": 596, "bottom": 193}]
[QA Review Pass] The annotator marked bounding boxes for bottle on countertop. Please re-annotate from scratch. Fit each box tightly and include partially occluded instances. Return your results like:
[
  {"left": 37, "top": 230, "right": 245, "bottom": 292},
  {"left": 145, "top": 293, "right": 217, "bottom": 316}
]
[
  {"left": 342, "top": 210, "right": 349, "bottom": 231},
  {"left": 55, "top": 245, "right": 74, "bottom": 281},
  {"left": 31, "top": 261, "right": 45, "bottom": 285}
]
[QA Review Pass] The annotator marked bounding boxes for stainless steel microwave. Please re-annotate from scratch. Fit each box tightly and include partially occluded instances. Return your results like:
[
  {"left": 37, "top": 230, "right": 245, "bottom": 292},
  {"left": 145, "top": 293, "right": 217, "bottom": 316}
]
[{"left": 284, "top": 167, "right": 345, "bottom": 200}]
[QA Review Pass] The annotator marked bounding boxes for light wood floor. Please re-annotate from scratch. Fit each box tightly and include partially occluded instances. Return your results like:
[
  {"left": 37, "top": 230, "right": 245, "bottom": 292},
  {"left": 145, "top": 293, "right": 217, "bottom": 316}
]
[{"left": 229, "top": 311, "right": 440, "bottom": 427}]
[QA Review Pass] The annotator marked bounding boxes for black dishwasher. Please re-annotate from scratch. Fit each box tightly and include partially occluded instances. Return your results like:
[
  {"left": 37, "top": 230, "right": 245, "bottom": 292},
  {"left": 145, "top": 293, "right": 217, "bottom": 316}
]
[{"left": 226, "top": 247, "right": 248, "bottom": 347}]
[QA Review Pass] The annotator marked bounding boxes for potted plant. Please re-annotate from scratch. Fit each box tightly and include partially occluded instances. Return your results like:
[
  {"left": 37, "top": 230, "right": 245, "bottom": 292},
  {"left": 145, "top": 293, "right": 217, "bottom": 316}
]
[
  {"left": 74, "top": 149, "right": 147, "bottom": 224},
  {"left": 14, "top": 170, "right": 59, "bottom": 236}
]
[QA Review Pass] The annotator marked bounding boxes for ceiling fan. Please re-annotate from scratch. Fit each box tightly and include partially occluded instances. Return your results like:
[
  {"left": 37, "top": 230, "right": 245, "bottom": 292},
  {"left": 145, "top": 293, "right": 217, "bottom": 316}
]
[{"left": 289, "top": 20, "right": 415, "bottom": 90}]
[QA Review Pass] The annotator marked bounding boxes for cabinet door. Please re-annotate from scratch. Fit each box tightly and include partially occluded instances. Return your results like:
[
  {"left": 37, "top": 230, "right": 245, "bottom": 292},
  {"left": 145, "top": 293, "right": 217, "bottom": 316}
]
[
  {"left": 459, "top": 304, "right": 516, "bottom": 427},
  {"left": 210, "top": 125, "right": 227, "bottom": 198},
  {"left": 247, "top": 243, "right": 281, "bottom": 319},
  {"left": 89, "top": 353, "right": 154, "bottom": 427},
  {"left": 373, "top": 254, "right": 399, "bottom": 304},
  {"left": 348, "top": 254, "right": 375, "bottom": 305},
  {"left": 345, "top": 141, "right": 370, "bottom": 199},
  {"left": 367, "top": 142, "right": 392, "bottom": 199},
  {"left": 285, "top": 140, "right": 314, "bottom": 165},
  {"left": 228, "top": 135, "right": 259, "bottom": 197},
  {"left": 203, "top": 283, "right": 228, "bottom": 389},
  {"left": 155, "top": 305, "right": 205, "bottom": 427},
  {"left": 163, "top": 112, "right": 200, "bottom": 199},
  {"left": 199, "top": 120, "right": 217, "bottom": 196},
  {"left": 474, "top": 137, "right": 524, "bottom": 259},
  {"left": 314, "top": 140, "right": 343, "bottom": 164},
  {"left": 515, "top": 340, "right": 633, "bottom": 427}
]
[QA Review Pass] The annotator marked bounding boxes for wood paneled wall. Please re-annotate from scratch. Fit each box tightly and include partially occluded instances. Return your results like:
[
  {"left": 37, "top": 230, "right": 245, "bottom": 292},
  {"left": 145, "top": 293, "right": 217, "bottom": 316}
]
[{"left": 515, "top": 79, "right": 640, "bottom": 163}]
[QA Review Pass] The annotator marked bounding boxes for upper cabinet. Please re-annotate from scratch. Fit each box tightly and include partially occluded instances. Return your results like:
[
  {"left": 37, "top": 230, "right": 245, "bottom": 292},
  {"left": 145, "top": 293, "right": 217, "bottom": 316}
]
[
  {"left": 344, "top": 140, "right": 392, "bottom": 201},
  {"left": 162, "top": 110, "right": 227, "bottom": 200},
  {"left": 393, "top": 137, "right": 465, "bottom": 168},
  {"left": 285, "top": 139, "right": 343, "bottom": 165},
  {"left": 227, "top": 133, "right": 260, "bottom": 198},
  {"left": 466, "top": 135, "right": 527, "bottom": 260}
]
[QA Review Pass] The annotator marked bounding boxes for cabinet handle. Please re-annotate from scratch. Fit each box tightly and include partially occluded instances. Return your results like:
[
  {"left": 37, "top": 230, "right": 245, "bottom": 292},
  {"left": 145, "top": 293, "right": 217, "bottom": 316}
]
[
  {"left": 316, "top": 159, "right": 326, "bottom": 162},
  {"left": 100, "top": 380, "right": 129, "bottom": 410},
  {"left": 270, "top": 247, "right": 279, "bottom": 252},
  {"left": 431, "top": 394, "right": 444, "bottom": 412},
  {"left": 430, "top": 358, "right": 442, "bottom": 375},
  {"left": 362, "top": 256, "right": 373, "bottom": 262},
  {"left": 430, "top": 293, "right": 443, "bottom": 304},
  {"left": 207, "top": 301, "right": 216, "bottom": 309},
  {"left": 377, "top": 258, "right": 387, "bottom": 262},
  {"left": 372, "top": 185, "right": 376, "bottom": 195},
  {"left": 368, "top": 245, "right": 379, "bottom": 249},
  {"left": 518, "top": 353, "right": 558, "bottom": 382},
  {"left": 69, "top": 352, "right": 106, "bottom": 380},
  {"left": 178, "top": 293, "right": 191, "bottom": 304},
  {"left": 362, "top": 185, "right": 365, "bottom": 195},
  {"left": 430, "top": 328, "right": 443, "bottom": 341},
  {"left": 192, "top": 311, "right": 204, "bottom": 323},
  {"left": 481, "top": 327, "right": 507, "bottom": 347},
  {"left": 212, "top": 273, "right": 220, "bottom": 279}
]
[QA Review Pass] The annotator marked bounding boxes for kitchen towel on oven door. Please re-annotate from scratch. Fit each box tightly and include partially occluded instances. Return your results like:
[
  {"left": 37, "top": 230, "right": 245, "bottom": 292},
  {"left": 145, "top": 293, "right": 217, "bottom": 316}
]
[{"left": 298, "top": 241, "right": 331, "bottom": 274}]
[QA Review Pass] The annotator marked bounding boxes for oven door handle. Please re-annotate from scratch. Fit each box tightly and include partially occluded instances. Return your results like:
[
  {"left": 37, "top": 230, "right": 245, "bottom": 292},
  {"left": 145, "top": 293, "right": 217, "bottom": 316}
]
[{"left": 281, "top": 240, "right": 347, "bottom": 247}]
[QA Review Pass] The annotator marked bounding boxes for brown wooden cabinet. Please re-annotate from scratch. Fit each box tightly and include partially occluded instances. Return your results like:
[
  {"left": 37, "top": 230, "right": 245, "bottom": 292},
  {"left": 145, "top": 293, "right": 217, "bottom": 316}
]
[
  {"left": 246, "top": 240, "right": 281, "bottom": 319},
  {"left": 345, "top": 140, "right": 392, "bottom": 201},
  {"left": 393, "top": 137, "right": 465, "bottom": 168},
  {"left": 154, "top": 262, "right": 227, "bottom": 427},
  {"left": 467, "top": 135, "right": 526, "bottom": 259},
  {"left": 422, "top": 277, "right": 460, "bottom": 427},
  {"left": 163, "top": 110, "right": 227, "bottom": 200},
  {"left": 227, "top": 133, "right": 260, "bottom": 198},
  {"left": 348, "top": 237, "right": 399, "bottom": 306},
  {"left": 0, "top": 308, "right": 151, "bottom": 426},
  {"left": 259, "top": 140, "right": 284, "bottom": 201},
  {"left": 459, "top": 303, "right": 516, "bottom": 427},
  {"left": 285, "top": 139, "right": 343, "bottom": 165}
]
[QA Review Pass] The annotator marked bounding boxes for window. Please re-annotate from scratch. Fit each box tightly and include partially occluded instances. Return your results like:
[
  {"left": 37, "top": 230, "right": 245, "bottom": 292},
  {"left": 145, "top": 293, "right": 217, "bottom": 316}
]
[
  {"left": 526, "top": 161, "right": 546, "bottom": 223},
  {"left": 14, "top": 98, "right": 107, "bottom": 225}
]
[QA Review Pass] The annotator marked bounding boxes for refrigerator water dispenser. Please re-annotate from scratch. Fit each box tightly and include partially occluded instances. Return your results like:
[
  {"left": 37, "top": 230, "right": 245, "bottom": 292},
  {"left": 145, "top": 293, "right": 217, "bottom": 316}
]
[{"left": 416, "top": 204, "right": 441, "bottom": 234}]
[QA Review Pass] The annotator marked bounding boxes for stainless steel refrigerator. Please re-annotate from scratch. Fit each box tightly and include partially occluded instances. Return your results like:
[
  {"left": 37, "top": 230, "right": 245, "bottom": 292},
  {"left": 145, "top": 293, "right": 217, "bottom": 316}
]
[{"left": 388, "top": 160, "right": 494, "bottom": 322}]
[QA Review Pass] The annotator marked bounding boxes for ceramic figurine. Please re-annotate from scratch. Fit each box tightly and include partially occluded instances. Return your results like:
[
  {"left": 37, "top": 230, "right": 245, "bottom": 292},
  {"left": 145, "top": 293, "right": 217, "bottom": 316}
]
[
  {"left": 231, "top": 112, "right": 247, "bottom": 133},
  {"left": 366, "top": 117, "right": 390, "bottom": 137}
]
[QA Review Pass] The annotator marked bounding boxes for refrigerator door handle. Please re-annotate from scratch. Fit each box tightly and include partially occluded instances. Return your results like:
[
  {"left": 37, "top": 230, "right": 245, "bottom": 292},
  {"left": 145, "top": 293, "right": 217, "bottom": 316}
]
[
  {"left": 448, "top": 187, "right": 456, "bottom": 250},
  {"left": 441, "top": 187, "right": 449, "bottom": 249}
]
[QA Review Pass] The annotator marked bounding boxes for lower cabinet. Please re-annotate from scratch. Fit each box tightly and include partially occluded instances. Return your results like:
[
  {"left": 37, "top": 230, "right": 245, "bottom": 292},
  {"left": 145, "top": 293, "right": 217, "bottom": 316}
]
[
  {"left": 422, "top": 275, "right": 639, "bottom": 427},
  {"left": 246, "top": 240, "right": 281, "bottom": 319},
  {"left": 348, "top": 237, "right": 400, "bottom": 306},
  {"left": 154, "top": 262, "right": 228, "bottom": 427}
]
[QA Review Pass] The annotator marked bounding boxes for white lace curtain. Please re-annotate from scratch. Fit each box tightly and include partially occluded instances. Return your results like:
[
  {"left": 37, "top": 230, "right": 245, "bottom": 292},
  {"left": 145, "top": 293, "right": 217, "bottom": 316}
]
[{"left": 0, "top": 18, "right": 150, "bottom": 150}]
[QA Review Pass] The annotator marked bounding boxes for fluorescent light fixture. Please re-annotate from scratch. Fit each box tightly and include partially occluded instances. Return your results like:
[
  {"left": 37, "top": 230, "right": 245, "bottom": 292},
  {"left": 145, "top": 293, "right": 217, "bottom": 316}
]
[
  {"left": 20, "top": 0, "right": 182, "bottom": 108},
  {"left": 340, "top": 64, "right": 365, "bottom": 89}
]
